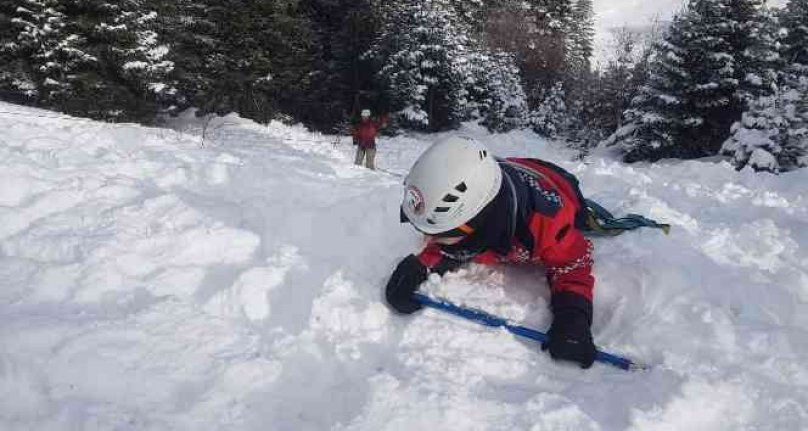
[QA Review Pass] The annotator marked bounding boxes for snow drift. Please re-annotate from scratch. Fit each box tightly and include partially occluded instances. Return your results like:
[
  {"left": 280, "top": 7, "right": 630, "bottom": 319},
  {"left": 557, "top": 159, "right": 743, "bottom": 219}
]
[{"left": 1, "top": 102, "right": 806, "bottom": 430}]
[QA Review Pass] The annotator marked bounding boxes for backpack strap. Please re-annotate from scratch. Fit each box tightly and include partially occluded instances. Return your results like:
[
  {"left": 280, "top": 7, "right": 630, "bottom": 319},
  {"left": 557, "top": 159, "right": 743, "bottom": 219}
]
[
  {"left": 582, "top": 198, "right": 671, "bottom": 237},
  {"left": 500, "top": 158, "right": 671, "bottom": 238}
]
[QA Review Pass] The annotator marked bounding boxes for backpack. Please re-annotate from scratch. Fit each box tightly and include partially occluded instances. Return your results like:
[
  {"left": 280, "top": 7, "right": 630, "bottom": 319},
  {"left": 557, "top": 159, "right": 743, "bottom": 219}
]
[{"left": 506, "top": 158, "right": 670, "bottom": 237}]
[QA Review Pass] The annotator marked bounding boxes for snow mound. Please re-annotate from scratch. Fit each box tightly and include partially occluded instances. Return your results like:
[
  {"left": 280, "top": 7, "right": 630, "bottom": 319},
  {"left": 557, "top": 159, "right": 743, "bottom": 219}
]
[{"left": 1, "top": 103, "right": 806, "bottom": 430}]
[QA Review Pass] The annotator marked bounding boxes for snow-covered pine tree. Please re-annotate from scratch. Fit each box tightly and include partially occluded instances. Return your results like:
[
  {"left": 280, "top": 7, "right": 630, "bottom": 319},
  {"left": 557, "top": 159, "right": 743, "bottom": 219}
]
[
  {"left": 723, "top": 0, "right": 808, "bottom": 172},
  {"left": 149, "top": 0, "right": 218, "bottom": 113},
  {"left": 778, "top": 78, "right": 808, "bottom": 170},
  {"left": 565, "top": 0, "right": 594, "bottom": 79},
  {"left": 2, "top": 0, "right": 173, "bottom": 121},
  {"left": 0, "top": 0, "right": 35, "bottom": 100},
  {"left": 614, "top": 0, "right": 780, "bottom": 162},
  {"left": 157, "top": 0, "right": 312, "bottom": 123},
  {"left": 781, "top": 0, "right": 808, "bottom": 75},
  {"left": 731, "top": 0, "right": 781, "bottom": 103},
  {"left": 780, "top": 0, "right": 808, "bottom": 113},
  {"left": 720, "top": 91, "right": 796, "bottom": 172},
  {"left": 9, "top": 0, "right": 97, "bottom": 109},
  {"left": 531, "top": 81, "right": 570, "bottom": 137},
  {"left": 78, "top": 0, "right": 174, "bottom": 121},
  {"left": 611, "top": 12, "right": 699, "bottom": 161},
  {"left": 368, "top": 0, "right": 475, "bottom": 130},
  {"left": 476, "top": 51, "right": 528, "bottom": 132},
  {"left": 562, "top": 0, "right": 595, "bottom": 143},
  {"left": 523, "top": 0, "right": 573, "bottom": 104}
]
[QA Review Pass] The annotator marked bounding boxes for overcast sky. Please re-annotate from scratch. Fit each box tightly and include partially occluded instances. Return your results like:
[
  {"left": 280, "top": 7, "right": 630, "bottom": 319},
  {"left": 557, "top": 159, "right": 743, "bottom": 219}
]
[
  {"left": 592, "top": 0, "right": 788, "bottom": 65},
  {"left": 592, "top": 0, "right": 683, "bottom": 65}
]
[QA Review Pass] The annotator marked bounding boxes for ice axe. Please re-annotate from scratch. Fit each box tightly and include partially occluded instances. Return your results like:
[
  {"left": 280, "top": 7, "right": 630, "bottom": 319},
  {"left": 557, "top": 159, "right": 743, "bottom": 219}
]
[{"left": 413, "top": 293, "right": 648, "bottom": 371}]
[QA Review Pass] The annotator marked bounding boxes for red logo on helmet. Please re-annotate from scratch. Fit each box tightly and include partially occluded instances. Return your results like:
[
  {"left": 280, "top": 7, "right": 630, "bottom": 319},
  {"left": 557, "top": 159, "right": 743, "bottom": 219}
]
[{"left": 405, "top": 186, "right": 425, "bottom": 216}]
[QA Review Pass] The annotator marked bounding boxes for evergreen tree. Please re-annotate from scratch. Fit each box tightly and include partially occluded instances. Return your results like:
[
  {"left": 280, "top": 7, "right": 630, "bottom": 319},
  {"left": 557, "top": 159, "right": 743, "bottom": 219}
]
[
  {"left": 721, "top": 86, "right": 808, "bottom": 172},
  {"left": 613, "top": 0, "right": 781, "bottom": 162},
  {"left": 476, "top": 51, "right": 528, "bottom": 132},
  {"left": 723, "top": 0, "right": 808, "bottom": 172},
  {"left": 1, "top": 0, "right": 173, "bottom": 121},
  {"left": 560, "top": 0, "right": 595, "bottom": 143},
  {"left": 10, "top": 0, "right": 96, "bottom": 111},
  {"left": 589, "top": 26, "right": 659, "bottom": 147},
  {"left": 531, "top": 81, "right": 570, "bottom": 137},
  {"left": 298, "top": 0, "right": 379, "bottom": 131},
  {"left": 0, "top": 0, "right": 35, "bottom": 100},
  {"left": 149, "top": 0, "right": 218, "bottom": 113},
  {"left": 158, "top": 0, "right": 313, "bottom": 123},
  {"left": 566, "top": 0, "right": 594, "bottom": 79},
  {"left": 780, "top": 0, "right": 808, "bottom": 88},
  {"left": 75, "top": 0, "right": 174, "bottom": 121},
  {"left": 368, "top": 0, "right": 476, "bottom": 130}
]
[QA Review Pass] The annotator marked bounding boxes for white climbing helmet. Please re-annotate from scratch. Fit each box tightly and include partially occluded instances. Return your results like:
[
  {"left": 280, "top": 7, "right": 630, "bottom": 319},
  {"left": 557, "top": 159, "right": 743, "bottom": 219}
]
[
  {"left": 402, "top": 136, "right": 502, "bottom": 235},
  {"left": 361, "top": 109, "right": 371, "bottom": 117}
]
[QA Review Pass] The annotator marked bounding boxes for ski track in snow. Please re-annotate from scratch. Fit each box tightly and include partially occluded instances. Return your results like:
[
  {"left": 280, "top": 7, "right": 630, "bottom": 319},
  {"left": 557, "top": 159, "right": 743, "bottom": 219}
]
[{"left": 1, "top": 102, "right": 806, "bottom": 430}]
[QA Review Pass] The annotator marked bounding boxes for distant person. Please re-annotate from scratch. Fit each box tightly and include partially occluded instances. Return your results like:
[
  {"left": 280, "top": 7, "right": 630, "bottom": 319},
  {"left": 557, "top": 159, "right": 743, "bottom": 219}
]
[{"left": 352, "top": 109, "right": 388, "bottom": 170}]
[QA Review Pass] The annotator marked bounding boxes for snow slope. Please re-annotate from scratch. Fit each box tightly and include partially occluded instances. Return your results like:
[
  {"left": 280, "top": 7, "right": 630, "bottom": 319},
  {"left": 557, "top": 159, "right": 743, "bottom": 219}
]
[{"left": 1, "top": 102, "right": 807, "bottom": 430}]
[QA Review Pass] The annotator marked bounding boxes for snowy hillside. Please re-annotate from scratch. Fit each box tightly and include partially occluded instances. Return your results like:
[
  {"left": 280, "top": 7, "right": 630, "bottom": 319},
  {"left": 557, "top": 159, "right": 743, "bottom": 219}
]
[{"left": 1, "top": 101, "right": 807, "bottom": 430}]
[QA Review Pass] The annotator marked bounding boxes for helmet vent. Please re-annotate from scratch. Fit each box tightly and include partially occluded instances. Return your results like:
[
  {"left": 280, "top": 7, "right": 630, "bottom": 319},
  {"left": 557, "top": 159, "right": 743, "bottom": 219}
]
[
  {"left": 480, "top": 150, "right": 487, "bottom": 159},
  {"left": 426, "top": 218, "right": 436, "bottom": 225},
  {"left": 442, "top": 194, "right": 459, "bottom": 202},
  {"left": 434, "top": 207, "right": 451, "bottom": 213},
  {"left": 455, "top": 182, "right": 467, "bottom": 193}
]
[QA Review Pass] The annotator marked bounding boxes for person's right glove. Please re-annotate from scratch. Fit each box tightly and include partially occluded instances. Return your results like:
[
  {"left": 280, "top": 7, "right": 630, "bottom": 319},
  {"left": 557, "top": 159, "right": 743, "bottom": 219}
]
[
  {"left": 384, "top": 254, "right": 428, "bottom": 314},
  {"left": 542, "top": 292, "right": 597, "bottom": 369}
]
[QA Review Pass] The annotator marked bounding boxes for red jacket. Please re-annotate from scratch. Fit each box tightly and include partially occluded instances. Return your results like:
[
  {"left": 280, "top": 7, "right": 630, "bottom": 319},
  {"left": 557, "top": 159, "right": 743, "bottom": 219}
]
[
  {"left": 416, "top": 158, "right": 594, "bottom": 302},
  {"left": 353, "top": 117, "right": 387, "bottom": 149}
]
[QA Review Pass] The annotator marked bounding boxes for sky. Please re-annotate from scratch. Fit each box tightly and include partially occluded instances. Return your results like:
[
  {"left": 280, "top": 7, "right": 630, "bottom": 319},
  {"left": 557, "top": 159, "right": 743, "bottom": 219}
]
[
  {"left": 592, "top": 0, "right": 684, "bottom": 65},
  {"left": 592, "top": 0, "right": 788, "bottom": 65}
]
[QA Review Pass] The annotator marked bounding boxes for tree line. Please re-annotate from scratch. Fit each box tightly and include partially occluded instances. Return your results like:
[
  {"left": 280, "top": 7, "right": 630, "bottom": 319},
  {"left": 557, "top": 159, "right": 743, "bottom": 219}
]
[
  {"left": 1, "top": 0, "right": 806, "bottom": 172},
  {"left": 607, "top": 0, "right": 808, "bottom": 173},
  {"left": 0, "top": 1, "right": 594, "bottom": 129}
]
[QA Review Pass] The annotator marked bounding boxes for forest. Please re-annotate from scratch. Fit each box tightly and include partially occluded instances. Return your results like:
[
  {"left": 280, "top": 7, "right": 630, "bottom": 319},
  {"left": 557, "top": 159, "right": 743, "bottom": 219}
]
[{"left": 1, "top": 0, "right": 806, "bottom": 172}]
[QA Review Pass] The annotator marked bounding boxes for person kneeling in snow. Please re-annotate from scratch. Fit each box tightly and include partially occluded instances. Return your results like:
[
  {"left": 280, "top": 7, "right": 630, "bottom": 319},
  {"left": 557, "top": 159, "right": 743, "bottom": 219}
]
[{"left": 386, "top": 136, "right": 597, "bottom": 369}]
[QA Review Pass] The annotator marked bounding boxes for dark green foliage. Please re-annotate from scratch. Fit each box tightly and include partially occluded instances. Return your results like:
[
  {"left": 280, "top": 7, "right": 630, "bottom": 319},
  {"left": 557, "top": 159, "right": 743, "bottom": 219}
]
[
  {"left": 477, "top": 52, "right": 529, "bottom": 132},
  {"left": 157, "top": 0, "right": 313, "bottom": 123},
  {"left": 0, "top": 0, "right": 36, "bottom": 102},
  {"left": 615, "top": 0, "right": 781, "bottom": 162},
  {"left": 780, "top": 0, "right": 808, "bottom": 81},
  {"left": 296, "top": 0, "right": 379, "bottom": 132},
  {"left": 721, "top": 0, "right": 808, "bottom": 172},
  {"left": 367, "top": 0, "right": 474, "bottom": 131},
  {"left": 1, "top": 0, "right": 173, "bottom": 121}
]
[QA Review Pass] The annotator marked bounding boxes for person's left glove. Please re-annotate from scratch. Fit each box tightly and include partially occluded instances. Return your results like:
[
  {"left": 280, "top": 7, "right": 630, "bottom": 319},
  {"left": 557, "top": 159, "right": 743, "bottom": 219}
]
[
  {"left": 385, "top": 254, "right": 428, "bottom": 314},
  {"left": 542, "top": 292, "right": 596, "bottom": 369}
]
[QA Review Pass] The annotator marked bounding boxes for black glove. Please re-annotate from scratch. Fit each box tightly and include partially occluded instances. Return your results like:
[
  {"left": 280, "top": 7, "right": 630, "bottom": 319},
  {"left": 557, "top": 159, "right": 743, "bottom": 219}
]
[
  {"left": 543, "top": 292, "right": 596, "bottom": 369},
  {"left": 385, "top": 254, "right": 428, "bottom": 314}
]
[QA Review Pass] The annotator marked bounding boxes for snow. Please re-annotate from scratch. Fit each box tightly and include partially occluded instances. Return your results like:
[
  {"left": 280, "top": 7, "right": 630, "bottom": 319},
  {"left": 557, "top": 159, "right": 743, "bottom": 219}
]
[{"left": 1, "top": 102, "right": 808, "bottom": 430}]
